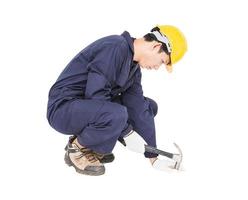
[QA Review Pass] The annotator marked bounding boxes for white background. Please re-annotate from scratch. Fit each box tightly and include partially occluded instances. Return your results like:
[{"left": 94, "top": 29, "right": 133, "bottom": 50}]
[{"left": 0, "top": 0, "right": 247, "bottom": 199}]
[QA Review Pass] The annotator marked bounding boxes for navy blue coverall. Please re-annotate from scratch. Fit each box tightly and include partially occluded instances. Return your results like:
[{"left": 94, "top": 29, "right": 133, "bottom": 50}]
[{"left": 47, "top": 31, "right": 158, "bottom": 157}]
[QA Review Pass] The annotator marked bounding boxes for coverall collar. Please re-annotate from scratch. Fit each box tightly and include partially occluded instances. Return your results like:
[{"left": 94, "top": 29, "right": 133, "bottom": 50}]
[
  {"left": 121, "top": 31, "right": 135, "bottom": 54},
  {"left": 116, "top": 31, "right": 137, "bottom": 87}
]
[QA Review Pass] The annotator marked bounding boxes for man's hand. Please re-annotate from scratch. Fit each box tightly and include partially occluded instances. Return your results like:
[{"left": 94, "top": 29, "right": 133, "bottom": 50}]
[
  {"left": 149, "top": 157, "right": 158, "bottom": 165},
  {"left": 150, "top": 157, "right": 178, "bottom": 171}
]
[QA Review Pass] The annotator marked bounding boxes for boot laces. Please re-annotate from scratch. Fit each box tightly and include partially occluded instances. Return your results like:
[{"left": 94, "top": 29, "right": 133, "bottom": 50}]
[{"left": 77, "top": 147, "right": 98, "bottom": 163}]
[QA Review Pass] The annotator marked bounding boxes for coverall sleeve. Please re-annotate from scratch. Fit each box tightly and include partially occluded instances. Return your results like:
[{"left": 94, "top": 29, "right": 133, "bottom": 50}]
[
  {"left": 121, "top": 69, "right": 158, "bottom": 157},
  {"left": 85, "top": 45, "right": 123, "bottom": 101}
]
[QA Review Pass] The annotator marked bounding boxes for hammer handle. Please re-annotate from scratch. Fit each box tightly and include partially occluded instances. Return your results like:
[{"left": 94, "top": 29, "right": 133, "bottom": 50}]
[{"left": 145, "top": 145, "right": 174, "bottom": 159}]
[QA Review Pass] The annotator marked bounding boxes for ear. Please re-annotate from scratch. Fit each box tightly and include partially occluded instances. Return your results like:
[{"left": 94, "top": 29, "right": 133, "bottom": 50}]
[{"left": 153, "top": 42, "right": 162, "bottom": 50}]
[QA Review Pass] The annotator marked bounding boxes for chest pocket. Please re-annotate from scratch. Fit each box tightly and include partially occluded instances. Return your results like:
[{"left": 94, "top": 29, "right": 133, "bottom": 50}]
[{"left": 111, "top": 85, "right": 123, "bottom": 97}]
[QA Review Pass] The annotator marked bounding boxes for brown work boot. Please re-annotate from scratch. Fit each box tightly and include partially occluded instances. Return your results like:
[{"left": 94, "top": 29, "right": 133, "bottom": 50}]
[
  {"left": 65, "top": 136, "right": 115, "bottom": 164},
  {"left": 64, "top": 137, "right": 105, "bottom": 176}
]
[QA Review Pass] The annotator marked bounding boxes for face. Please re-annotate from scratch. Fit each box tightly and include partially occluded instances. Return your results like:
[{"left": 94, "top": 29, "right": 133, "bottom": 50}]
[{"left": 139, "top": 42, "right": 171, "bottom": 71}]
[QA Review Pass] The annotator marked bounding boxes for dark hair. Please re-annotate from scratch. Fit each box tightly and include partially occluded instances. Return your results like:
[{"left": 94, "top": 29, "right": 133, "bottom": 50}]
[{"left": 143, "top": 27, "right": 171, "bottom": 65}]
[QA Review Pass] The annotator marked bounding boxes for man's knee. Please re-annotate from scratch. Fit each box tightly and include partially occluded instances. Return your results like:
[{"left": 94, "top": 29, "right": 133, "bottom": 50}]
[
  {"left": 96, "top": 102, "right": 128, "bottom": 127},
  {"left": 112, "top": 104, "right": 128, "bottom": 124},
  {"left": 146, "top": 97, "right": 158, "bottom": 116}
]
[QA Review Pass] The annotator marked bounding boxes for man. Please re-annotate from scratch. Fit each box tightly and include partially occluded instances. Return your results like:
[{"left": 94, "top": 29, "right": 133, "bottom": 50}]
[{"left": 47, "top": 25, "right": 187, "bottom": 176}]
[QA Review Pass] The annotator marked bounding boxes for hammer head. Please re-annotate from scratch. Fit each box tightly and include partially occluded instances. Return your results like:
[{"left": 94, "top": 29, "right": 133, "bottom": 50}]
[{"left": 172, "top": 143, "right": 183, "bottom": 170}]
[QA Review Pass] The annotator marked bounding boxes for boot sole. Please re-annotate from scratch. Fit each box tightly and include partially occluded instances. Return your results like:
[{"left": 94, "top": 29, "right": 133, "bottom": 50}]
[{"left": 64, "top": 153, "right": 105, "bottom": 176}]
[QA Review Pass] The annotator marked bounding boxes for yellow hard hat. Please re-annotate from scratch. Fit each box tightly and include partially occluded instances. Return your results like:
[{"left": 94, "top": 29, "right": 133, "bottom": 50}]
[
  {"left": 151, "top": 25, "right": 187, "bottom": 72},
  {"left": 152, "top": 25, "right": 187, "bottom": 65}
]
